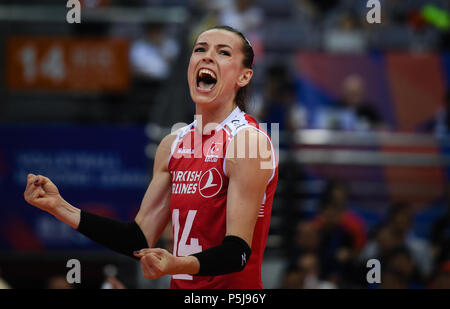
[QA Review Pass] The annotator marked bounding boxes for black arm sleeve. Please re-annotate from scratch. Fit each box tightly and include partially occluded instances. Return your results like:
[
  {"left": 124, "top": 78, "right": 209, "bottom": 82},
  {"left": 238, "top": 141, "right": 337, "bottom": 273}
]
[
  {"left": 77, "top": 210, "right": 149, "bottom": 260},
  {"left": 191, "top": 235, "right": 251, "bottom": 276}
]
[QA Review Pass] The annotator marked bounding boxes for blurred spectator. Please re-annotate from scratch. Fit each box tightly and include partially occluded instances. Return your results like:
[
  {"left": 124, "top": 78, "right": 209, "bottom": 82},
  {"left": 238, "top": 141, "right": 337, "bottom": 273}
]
[
  {"left": 281, "top": 253, "right": 337, "bottom": 289},
  {"left": 101, "top": 264, "right": 126, "bottom": 289},
  {"left": 286, "top": 221, "right": 319, "bottom": 273},
  {"left": 130, "top": 23, "right": 180, "bottom": 82},
  {"left": 324, "top": 10, "right": 367, "bottom": 53},
  {"left": 293, "top": 221, "right": 320, "bottom": 255},
  {"left": 360, "top": 223, "right": 401, "bottom": 263},
  {"left": 383, "top": 246, "right": 425, "bottom": 288},
  {"left": 387, "top": 202, "right": 433, "bottom": 278},
  {"left": 256, "top": 65, "right": 307, "bottom": 133},
  {"left": 363, "top": 229, "right": 420, "bottom": 289},
  {"left": 313, "top": 192, "right": 358, "bottom": 287},
  {"left": 215, "top": 0, "right": 263, "bottom": 35},
  {"left": 313, "top": 74, "right": 385, "bottom": 131},
  {"left": 125, "top": 22, "right": 180, "bottom": 122},
  {"left": 316, "top": 181, "right": 367, "bottom": 252},
  {"left": 360, "top": 202, "right": 433, "bottom": 280},
  {"left": 336, "top": 74, "right": 384, "bottom": 130},
  {"left": 425, "top": 88, "right": 450, "bottom": 137},
  {"left": 47, "top": 275, "right": 74, "bottom": 289},
  {"left": 295, "top": 0, "right": 340, "bottom": 21}
]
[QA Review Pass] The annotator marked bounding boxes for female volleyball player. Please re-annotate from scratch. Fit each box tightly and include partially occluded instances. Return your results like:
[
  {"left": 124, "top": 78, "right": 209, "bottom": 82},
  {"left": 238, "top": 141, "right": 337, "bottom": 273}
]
[{"left": 24, "top": 26, "right": 278, "bottom": 289}]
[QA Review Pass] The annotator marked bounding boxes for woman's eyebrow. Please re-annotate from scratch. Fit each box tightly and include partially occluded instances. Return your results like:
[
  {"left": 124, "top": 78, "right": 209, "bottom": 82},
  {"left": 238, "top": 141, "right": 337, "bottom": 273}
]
[
  {"left": 217, "top": 44, "right": 232, "bottom": 49},
  {"left": 194, "top": 42, "right": 232, "bottom": 49}
]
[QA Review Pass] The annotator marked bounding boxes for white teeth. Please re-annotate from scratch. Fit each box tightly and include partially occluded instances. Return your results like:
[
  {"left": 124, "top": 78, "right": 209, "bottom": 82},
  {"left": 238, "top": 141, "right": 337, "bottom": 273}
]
[{"left": 199, "top": 69, "right": 216, "bottom": 80}]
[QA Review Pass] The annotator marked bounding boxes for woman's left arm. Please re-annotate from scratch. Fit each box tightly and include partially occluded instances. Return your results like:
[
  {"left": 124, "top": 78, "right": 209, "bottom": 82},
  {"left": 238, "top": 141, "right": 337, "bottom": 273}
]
[{"left": 224, "top": 128, "right": 274, "bottom": 247}]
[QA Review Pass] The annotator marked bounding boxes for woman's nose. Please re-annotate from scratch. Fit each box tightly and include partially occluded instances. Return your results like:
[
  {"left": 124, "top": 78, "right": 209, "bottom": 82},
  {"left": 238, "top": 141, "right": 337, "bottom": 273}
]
[{"left": 202, "top": 52, "right": 215, "bottom": 64}]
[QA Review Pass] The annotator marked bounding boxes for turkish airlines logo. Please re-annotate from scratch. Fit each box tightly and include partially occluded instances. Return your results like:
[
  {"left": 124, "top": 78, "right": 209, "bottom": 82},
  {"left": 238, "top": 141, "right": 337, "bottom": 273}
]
[{"left": 198, "top": 168, "right": 222, "bottom": 198}]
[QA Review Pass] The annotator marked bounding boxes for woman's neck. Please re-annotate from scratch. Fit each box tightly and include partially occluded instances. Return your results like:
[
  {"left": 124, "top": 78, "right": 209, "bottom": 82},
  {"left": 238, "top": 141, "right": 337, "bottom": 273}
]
[{"left": 195, "top": 102, "right": 237, "bottom": 135}]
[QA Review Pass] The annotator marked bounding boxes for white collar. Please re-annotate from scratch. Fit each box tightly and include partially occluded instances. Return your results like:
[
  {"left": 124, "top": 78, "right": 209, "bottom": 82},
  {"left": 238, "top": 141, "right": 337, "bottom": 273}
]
[{"left": 192, "top": 106, "right": 243, "bottom": 134}]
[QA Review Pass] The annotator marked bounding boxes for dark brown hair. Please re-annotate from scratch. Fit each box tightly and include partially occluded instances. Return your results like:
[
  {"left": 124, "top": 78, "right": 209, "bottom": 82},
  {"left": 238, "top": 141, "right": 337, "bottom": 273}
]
[{"left": 199, "top": 25, "right": 254, "bottom": 112}]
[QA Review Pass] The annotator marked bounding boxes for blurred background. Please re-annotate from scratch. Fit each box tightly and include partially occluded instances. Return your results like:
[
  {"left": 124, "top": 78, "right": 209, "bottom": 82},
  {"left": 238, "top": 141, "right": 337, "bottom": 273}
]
[{"left": 0, "top": 0, "right": 450, "bottom": 289}]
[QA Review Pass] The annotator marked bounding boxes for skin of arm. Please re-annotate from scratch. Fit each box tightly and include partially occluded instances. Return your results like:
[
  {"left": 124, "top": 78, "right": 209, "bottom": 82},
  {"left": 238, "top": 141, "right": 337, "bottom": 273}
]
[
  {"left": 224, "top": 128, "right": 273, "bottom": 246},
  {"left": 134, "top": 128, "right": 274, "bottom": 278}
]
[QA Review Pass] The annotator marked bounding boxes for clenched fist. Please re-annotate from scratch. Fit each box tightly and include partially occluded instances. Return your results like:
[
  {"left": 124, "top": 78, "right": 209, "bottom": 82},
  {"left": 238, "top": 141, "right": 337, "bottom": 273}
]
[
  {"left": 134, "top": 248, "right": 200, "bottom": 279},
  {"left": 24, "top": 173, "right": 62, "bottom": 215}
]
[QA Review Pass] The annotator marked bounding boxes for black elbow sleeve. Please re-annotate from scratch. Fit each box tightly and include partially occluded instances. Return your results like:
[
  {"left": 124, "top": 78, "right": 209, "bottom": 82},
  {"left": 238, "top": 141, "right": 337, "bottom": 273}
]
[
  {"left": 192, "top": 235, "right": 251, "bottom": 276},
  {"left": 77, "top": 210, "right": 148, "bottom": 259}
]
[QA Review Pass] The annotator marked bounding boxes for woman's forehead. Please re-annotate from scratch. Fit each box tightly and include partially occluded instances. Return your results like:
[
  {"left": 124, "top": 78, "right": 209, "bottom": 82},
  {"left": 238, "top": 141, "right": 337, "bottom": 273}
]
[{"left": 195, "top": 29, "right": 242, "bottom": 48}]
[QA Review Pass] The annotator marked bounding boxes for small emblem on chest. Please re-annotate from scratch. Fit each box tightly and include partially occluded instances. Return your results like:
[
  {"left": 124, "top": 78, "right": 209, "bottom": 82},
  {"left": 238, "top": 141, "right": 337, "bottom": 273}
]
[{"left": 204, "top": 142, "right": 222, "bottom": 163}]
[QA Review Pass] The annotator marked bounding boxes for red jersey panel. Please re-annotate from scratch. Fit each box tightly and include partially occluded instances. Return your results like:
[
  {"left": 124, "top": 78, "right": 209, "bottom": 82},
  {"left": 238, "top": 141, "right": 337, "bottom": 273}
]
[{"left": 167, "top": 107, "right": 278, "bottom": 289}]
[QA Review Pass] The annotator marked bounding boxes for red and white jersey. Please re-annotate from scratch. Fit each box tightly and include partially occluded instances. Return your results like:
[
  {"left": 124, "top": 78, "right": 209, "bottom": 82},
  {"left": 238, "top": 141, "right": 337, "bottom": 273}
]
[{"left": 167, "top": 107, "right": 278, "bottom": 289}]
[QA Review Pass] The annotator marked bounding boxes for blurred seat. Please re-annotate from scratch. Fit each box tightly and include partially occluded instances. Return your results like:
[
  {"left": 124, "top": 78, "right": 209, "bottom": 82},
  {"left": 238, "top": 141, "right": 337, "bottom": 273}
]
[
  {"left": 256, "top": 0, "right": 295, "bottom": 18},
  {"left": 262, "top": 20, "right": 321, "bottom": 52},
  {"left": 367, "top": 25, "right": 414, "bottom": 51}
]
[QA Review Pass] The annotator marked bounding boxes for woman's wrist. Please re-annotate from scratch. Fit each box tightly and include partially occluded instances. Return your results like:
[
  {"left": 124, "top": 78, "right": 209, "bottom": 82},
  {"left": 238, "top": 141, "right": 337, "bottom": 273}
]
[
  {"left": 53, "top": 198, "right": 81, "bottom": 229},
  {"left": 174, "top": 255, "right": 200, "bottom": 275}
]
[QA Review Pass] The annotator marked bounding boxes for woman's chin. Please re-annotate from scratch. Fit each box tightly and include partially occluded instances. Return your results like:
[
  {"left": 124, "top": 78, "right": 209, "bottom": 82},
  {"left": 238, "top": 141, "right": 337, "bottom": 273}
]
[
  {"left": 193, "top": 98, "right": 218, "bottom": 108},
  {"left": 190, "top": 90, "right": 218, "bottom": 107}
]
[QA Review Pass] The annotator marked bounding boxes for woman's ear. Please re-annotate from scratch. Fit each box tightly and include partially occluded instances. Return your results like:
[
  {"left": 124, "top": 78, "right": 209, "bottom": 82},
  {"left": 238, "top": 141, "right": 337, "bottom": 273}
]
[{"left": 237, "top": 68, "right": 253, "bottom": 87}]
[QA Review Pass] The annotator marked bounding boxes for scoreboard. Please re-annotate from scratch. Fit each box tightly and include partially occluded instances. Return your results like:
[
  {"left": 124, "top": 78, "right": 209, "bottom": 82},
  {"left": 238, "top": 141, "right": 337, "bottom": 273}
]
[{"left": 6, "top": 36, "right": 130, "bottom": 92}]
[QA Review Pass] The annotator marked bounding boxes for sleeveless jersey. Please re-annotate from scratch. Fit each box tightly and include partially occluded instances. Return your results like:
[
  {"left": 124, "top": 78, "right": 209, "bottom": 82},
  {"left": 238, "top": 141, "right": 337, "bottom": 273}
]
[{"left": 167, "top": 107, "right": 278, "bottom": 289}]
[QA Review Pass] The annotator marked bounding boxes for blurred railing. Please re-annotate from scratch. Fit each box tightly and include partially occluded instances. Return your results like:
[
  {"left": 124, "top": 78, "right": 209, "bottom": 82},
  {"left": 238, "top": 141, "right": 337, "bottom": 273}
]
[{"left": 286, "top": 130, "right": 450, "bottom": 167}]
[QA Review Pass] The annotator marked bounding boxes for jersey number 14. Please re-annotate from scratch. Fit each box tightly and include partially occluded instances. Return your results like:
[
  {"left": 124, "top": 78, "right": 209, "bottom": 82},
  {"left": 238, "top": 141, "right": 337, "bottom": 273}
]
[{"left": 172, "top": 209, "right": 202, "bottom": 280}]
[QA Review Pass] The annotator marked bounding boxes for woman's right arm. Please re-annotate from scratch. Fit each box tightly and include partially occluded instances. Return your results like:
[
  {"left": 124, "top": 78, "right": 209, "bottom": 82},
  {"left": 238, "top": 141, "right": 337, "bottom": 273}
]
[{"left": 24, "top": 133, "right": 176, "bottom": 258}]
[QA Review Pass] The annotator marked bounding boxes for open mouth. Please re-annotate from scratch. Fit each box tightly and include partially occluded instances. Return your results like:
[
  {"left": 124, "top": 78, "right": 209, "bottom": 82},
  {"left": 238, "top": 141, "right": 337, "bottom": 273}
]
[{"left": 196, "top": 68, "right": 217, "bottom": 92}]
